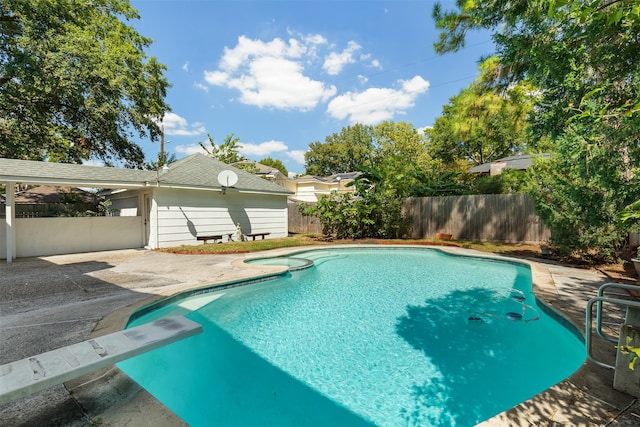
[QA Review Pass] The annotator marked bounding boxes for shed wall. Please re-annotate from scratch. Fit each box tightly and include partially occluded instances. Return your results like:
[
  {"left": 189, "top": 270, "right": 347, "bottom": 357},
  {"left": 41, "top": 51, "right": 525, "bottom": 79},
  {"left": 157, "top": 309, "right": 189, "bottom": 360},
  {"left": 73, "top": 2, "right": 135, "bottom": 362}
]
[{"left": 153, "top": 188, "right": 288, "bottom": 248}]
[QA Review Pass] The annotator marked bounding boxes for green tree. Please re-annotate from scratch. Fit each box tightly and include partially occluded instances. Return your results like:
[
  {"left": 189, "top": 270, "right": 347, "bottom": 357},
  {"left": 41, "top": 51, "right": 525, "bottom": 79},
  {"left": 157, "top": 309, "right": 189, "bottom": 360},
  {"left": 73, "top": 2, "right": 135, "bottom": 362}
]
[
  {"left": 373, "top": 121, "right": 432, "bottom": 170},
  {"left": 199, "top": 133, "right": 243, "bottom": 164},
  {"left": 433, "top": 0, "right": 640, "bottom": 260},
  {"left": 304, "top": 123, "right": 374, "bottom": 176},
  {"left": 470, "top": 168, "right": 529, "bottom": 195},
  {"left": 426, "top": 57, "right": 534, "bottom": 167},
  {"left": 259, "top": 157, "right": 288, "bottom": 176},
  {"left": 0, "top": 0, "right": 170, "bottom": 167},
  {"left": 146, "top": 151, "right": 177, "bottom": 170}
]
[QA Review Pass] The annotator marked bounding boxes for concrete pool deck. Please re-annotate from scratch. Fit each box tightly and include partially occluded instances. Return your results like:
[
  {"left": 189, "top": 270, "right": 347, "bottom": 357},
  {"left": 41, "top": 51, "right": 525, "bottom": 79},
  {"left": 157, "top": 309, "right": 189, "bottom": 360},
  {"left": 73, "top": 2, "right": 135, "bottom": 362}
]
[{"left": 0, "top": 246, "right": 638, "bottom": 426}]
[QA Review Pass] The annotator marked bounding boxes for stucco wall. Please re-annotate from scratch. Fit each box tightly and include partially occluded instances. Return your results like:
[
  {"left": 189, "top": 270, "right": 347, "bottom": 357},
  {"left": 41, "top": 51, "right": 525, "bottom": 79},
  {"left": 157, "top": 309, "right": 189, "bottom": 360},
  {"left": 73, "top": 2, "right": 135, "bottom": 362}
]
[
  {"left": 0, "top": 216, "right": 144, "bottom": 258},
  {"left": 152, "top": 188, "right": 288, "bottom": 248}
]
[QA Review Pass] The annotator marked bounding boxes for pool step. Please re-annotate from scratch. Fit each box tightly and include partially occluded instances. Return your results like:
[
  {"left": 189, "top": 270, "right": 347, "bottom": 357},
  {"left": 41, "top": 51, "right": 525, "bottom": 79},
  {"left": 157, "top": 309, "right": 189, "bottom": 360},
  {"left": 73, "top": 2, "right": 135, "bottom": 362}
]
[{"left": 0, "top": 315, "right": 202, "bottom": 405}]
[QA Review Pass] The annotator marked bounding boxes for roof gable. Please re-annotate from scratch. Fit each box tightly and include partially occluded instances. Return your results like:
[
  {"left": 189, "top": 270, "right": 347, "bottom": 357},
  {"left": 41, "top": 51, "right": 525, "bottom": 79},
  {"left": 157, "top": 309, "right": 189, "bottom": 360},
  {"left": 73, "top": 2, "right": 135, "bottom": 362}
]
[{"left": 158, "top": 154, "right": 291, "bottom": 194}]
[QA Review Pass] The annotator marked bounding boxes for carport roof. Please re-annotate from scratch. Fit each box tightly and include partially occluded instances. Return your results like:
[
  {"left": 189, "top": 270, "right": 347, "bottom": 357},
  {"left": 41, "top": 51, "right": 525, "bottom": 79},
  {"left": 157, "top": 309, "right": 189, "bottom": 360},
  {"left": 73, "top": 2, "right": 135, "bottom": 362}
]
[
  {"left": 0, "top": 157, "right": 153, "bottom": 188},
  {"left": 0, "top": 154, "right": 293, "bottom": 195}
]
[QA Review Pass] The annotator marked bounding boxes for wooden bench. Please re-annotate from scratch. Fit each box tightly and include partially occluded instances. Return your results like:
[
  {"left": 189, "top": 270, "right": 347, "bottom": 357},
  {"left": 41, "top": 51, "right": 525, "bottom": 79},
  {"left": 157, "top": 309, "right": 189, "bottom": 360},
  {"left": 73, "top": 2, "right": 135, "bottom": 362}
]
[
  {"left": 196, "top": 233, "right": 234, "bottom": 244},
  {"left": 197, "top": 235, "right": 222, "bottom": 244},
  {"left": 245, "top": 232, "right": 270, "bottom": 241}
]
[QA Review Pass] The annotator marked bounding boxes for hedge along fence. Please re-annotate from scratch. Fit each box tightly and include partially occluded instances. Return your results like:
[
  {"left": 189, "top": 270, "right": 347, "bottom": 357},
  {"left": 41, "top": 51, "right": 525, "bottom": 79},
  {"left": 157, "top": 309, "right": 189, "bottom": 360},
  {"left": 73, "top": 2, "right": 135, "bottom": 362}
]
[{"left": 288, "top": 194, "right": 551, "bottom": 244}]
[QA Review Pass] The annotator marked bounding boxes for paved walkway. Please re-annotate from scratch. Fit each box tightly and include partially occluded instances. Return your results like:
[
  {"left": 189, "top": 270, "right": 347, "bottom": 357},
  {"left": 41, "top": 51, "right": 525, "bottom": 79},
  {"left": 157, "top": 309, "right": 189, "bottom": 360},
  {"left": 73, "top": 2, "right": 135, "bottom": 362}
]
[{"left": 0, "top": 247, "right": 638, "bottom": 426}]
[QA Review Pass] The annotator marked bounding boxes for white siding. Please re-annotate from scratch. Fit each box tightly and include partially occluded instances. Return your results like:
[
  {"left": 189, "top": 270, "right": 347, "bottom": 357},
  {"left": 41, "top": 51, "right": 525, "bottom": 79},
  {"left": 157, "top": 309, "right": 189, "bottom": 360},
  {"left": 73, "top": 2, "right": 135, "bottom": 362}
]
[
  {"left": 108, "top": 193, "right": 139, "bottom": 217},
  {"left": 152, "top": 188, "right": 288, "bottom": 248}
]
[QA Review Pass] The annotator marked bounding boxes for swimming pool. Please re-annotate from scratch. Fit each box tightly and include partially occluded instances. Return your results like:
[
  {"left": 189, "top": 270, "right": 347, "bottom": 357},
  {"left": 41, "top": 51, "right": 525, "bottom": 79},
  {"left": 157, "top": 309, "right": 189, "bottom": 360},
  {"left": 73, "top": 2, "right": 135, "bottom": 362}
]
[{"left": 118, "top": 247, "right": 585, "bottom": 427}]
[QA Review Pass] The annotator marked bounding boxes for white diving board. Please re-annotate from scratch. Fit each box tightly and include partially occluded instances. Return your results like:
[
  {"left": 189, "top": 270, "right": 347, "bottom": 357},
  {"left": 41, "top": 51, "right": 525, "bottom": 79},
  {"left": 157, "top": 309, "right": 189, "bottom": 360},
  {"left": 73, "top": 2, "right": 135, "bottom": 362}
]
[{"left": 0, "top": 315, "right": 202, "bottom": 404}]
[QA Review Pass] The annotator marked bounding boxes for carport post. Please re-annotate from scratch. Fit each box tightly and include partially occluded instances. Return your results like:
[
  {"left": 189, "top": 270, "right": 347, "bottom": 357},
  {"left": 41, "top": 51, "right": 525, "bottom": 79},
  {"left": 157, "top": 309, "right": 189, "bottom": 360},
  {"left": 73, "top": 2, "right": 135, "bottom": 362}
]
[{"left": 4, "top": 181, "right": 15, "bottom": 264}]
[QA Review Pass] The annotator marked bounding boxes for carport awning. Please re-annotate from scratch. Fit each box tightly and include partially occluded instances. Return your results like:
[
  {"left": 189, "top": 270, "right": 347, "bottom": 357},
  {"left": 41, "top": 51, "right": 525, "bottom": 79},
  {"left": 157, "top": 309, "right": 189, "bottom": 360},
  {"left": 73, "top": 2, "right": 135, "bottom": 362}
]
[{"left": 0, "top": 158, "right": 156, "bottom": 189}]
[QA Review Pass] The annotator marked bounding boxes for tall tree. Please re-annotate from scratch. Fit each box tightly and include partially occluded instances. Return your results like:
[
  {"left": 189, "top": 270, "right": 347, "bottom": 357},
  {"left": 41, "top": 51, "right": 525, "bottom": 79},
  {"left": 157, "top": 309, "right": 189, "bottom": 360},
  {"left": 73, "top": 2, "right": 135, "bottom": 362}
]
[
  {"left": 0, "top": 0, "right": 170, "bottom": 167},
  {"left": 426, "top": 57, "right": 534, "bottom": 167},
  {"left": 146, "top": 151, "right": 177, "bottom": 170},
  {"left": 304, "top": 123, "right": 374, "bottom": 176},
  {"left": 199, "top": 133, "right": 243, "bottom": 164},
  {"left": 259, "top": 157, "right": 288, "bottom": 176},
  {"left": 373, "top": 120, "right": 432, "bottom": 170},
  {"left": 433, "top": 0, "right": 640, "bottom": 260}
]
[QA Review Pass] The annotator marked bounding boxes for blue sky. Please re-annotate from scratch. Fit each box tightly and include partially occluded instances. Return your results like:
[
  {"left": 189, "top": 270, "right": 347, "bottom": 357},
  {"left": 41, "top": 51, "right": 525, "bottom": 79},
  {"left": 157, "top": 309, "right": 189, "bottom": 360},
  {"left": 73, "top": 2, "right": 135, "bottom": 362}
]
[{"left": 129, "top": 0, "right": 494, "bottom": 175}]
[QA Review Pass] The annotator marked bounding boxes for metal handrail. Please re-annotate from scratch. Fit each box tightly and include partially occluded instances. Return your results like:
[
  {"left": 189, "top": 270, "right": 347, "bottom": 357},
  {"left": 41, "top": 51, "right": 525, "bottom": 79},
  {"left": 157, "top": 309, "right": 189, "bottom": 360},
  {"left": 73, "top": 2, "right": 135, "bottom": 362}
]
[
  {"left": 596, "top": 283, "right": 640, "bottom": 342},
  {"left": 586, "top": 283, "right": 640, "bottom": 370}
]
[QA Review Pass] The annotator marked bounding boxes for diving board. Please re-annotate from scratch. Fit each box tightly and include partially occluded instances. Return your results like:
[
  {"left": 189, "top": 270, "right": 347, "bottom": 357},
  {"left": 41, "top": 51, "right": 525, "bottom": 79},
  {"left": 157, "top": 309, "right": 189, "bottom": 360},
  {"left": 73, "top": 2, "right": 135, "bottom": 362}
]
[{"left": 0, "top": 315, "right": 202, "bottom": 404}]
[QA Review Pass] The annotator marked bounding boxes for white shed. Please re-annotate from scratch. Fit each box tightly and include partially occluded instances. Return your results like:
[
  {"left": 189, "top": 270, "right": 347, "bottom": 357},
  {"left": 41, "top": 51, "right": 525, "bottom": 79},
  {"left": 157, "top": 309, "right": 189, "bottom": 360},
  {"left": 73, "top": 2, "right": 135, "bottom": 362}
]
[{"left": 0, "top": 154, "right": 293, "bottom": 262}]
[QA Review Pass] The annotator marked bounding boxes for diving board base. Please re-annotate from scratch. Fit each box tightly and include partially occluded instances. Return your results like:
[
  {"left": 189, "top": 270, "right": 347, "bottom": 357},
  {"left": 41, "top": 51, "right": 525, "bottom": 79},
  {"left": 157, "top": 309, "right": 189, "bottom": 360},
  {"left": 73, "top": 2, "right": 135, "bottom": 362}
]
[{"left": 0, "top": 315, "right": 202, "bottom": 405}]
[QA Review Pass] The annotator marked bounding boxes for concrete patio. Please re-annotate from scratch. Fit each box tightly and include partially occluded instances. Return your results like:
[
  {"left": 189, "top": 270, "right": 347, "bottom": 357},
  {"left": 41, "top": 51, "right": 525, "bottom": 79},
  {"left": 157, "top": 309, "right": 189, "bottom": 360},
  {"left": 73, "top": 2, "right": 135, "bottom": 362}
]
[{"left": 0, "top": 247, "right": 639, "bottom": 426}]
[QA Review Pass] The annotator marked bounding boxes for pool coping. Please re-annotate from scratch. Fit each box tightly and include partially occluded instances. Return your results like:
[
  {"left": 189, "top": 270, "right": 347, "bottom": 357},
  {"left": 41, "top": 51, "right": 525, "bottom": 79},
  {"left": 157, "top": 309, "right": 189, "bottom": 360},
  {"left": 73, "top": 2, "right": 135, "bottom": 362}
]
[{"left": 65, "top": 244, "right": 637, "bottom": 426}]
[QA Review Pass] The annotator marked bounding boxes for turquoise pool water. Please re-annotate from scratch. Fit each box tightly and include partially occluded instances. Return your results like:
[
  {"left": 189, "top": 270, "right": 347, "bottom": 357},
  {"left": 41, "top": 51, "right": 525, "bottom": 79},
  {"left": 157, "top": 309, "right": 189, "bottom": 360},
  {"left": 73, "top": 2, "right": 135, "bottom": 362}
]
[{"left": 118, "top": 247, "right": 585, "bottom": 427}]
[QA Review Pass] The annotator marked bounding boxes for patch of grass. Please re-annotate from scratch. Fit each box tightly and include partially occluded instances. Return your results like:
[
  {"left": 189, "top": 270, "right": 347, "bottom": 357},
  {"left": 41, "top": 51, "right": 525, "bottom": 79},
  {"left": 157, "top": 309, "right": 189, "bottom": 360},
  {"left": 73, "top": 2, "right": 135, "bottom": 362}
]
[
  {"left": 158, "top": 234, "right": 327, "bottom": 254},
  {"left": 158, "top": 235, "right": 528, "bottom": 255},
  {"left": 461, "top": 241, "right": 542, "bottom": 257}
]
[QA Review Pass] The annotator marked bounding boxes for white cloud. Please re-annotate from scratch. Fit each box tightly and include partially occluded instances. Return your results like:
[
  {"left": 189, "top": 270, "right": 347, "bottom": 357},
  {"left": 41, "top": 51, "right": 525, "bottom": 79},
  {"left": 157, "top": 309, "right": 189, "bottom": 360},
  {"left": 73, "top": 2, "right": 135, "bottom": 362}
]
[
  {"left": 204, "top": 35, "right": 337, "bottom": 110},
  {"left": 194, "top": 82, "right": 209, "bottom": 92},
  {"left": 174, "top": 144, "right": 207, "bottom": 155},
  {"left": 182, "top": 62, "right": 189, "bottom": 72},
  {"left": 162, "top": 112, "right": 206, "bottom": 136},
  {"left": 239, "top": 140, "right": 288, "bottom": 157},
  {"left": 326, "top": 75, "right": 430, "bottom": 124},
  {"left": 302, "top": 33, "right": 328, "bottom": 46},
  {"left": 287, "top": 150, "right": 306, "bottom": 164},
  {"left": 240, "top": 140, "right": 308, "bottom": 166},
  {"left": 173, "top": 139, "right": 307, "bottom": 166},
  {"left": 323, "top": 41, "right": 361, "bottom": 75}
]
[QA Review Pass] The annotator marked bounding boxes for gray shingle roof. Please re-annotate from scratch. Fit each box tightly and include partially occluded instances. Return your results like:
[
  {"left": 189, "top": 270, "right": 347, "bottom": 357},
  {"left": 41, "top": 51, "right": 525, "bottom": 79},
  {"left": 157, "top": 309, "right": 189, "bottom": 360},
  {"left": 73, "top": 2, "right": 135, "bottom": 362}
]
[
  {"left": 158, "top": 154, "right": 292, "bottom": 194},
  {"left": 0, "top": 157, "right": 153, "bottom": 187},
  {"left": 0, "top": 154, "right": 293, "bottom": 195},
  {"left": 468, "top": 153, "right": 550, "bottom": 174}
]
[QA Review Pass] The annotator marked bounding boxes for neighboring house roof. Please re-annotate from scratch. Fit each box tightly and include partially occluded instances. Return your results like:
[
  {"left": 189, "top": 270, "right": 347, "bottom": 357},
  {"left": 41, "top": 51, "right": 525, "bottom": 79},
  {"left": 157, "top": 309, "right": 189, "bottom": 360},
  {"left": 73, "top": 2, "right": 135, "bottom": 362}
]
[
  {"left": 232, "top": 159, "right": 283, "bottom": 176},
  {"left": 468, "top": 153, "right": 550, "bottom": 174},
  {"left": 326, "top": 172, "right": 359, "bottom": 183},
  {"left": 0, "top": 154, "right": 293, "bottom": 195},
  {"left": 293, "top": 172, "right": 358, "bottom": 184},
  {"left": 14, "top": 186, "right": 101, "bottom": 204}
]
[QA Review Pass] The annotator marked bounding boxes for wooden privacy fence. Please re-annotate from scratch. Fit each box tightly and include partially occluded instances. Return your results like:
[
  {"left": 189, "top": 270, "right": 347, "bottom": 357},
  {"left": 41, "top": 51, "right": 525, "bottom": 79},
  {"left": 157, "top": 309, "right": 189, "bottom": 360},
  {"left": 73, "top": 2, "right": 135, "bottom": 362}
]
[
  {"left": 403, "top": 194, "right": 550, "bottom": 243},
  {"left": 288, "top": 194, "right": 551, "bottom": 244},
  {"left": 288, "top": 202, "right": 323, "bottom": 235}
]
